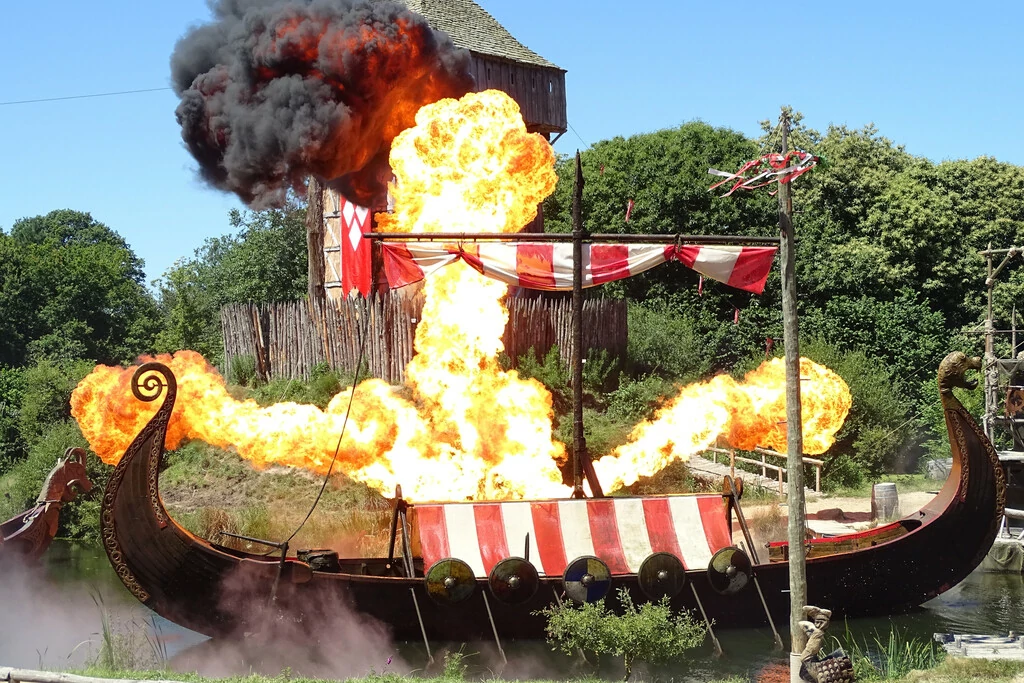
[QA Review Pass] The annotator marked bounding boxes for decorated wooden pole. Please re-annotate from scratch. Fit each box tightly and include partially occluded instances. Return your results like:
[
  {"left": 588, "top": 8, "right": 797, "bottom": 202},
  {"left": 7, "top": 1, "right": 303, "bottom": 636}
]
[{"left": 777, "top": 109, "right": 808, "bottom": 682}]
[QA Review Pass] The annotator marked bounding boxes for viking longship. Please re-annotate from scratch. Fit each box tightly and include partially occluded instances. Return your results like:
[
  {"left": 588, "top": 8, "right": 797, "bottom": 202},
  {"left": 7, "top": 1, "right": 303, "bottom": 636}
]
[
  {"left": 1, "top": 448, "right": 91, "bottom": 561},
  {"left": 98, "top": 232, "right": 1005, "bottom": 646}
]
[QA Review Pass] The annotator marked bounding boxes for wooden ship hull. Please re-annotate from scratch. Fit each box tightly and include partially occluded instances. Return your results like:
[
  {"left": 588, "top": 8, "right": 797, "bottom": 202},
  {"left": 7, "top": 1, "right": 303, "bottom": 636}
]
[
  {"left": 101, "top": 353, "right": 1004, "bottom": 642},
  {"left": 1, "top": 448, "right": 91, "bottom": 562}
]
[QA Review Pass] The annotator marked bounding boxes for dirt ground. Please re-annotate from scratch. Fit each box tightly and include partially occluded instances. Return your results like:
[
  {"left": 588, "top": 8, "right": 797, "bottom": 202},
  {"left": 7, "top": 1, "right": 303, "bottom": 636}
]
[
  {"left": 740, "top": 489, "right": 940, "bottom": 549},
  {"left": 740, "top": 489, "right": 936, "bottom": 516},
  {"left": 803, "top": 489, "right": 937, "bottom": 515}
]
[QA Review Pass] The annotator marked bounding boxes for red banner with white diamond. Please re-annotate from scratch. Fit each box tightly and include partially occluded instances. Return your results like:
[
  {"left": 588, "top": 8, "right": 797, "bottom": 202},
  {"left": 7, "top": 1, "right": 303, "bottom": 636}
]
[{"left": 339, "top": 197, "right": 373, "bottom": 297}]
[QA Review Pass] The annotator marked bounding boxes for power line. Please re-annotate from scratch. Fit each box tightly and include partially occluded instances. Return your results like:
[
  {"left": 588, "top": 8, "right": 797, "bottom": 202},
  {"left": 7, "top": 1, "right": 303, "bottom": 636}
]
[
  {"left": 567, "top": 122, "right": 590, "bottom": 150},
  {"left": 0, "top": 87, "right": 172, "bottom": 107}
]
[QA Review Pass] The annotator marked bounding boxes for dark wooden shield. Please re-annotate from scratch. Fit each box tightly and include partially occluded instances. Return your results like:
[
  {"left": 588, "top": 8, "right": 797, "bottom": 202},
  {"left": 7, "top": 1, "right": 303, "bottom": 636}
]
[
  {"left": 708, "top": 547, "right": 751, "bottom": 595},
  {"left": 562, "top": 555, "right": 611, "bottom": 603}
]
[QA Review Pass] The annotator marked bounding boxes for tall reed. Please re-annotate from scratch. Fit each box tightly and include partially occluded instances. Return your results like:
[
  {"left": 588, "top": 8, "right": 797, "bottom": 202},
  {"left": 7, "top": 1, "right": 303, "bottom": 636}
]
[{"left": 830, "top": 622, "right": 943, "bottom": 680}]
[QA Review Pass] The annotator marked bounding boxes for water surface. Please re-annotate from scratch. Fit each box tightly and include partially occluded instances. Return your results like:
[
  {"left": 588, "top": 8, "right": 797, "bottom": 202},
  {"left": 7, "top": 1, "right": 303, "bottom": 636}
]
[{"left": 3, "top": 542, "right": 1021, "bottom": 680}]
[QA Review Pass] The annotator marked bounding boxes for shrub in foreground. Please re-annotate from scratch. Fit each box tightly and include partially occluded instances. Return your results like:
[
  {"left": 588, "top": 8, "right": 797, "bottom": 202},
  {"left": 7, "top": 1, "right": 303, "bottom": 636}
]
[{"left": 536, "top": 587, "right": 706, "bottom": 680}]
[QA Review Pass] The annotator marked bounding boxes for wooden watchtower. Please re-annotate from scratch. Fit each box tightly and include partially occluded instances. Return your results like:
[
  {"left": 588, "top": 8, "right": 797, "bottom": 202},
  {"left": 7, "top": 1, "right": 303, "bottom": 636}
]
[
  {"left": 401, "top": 0, "right": 567, "bottom": 138},
  {"left": 310, "top": 0, "right": 567, "bottom": 301}
]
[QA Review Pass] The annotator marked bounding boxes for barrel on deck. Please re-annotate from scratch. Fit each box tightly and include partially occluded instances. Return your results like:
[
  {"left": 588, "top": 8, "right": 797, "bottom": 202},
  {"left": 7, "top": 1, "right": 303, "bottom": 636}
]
[{"left": 871, "top": 482, "right": 900, "bottom": 522}]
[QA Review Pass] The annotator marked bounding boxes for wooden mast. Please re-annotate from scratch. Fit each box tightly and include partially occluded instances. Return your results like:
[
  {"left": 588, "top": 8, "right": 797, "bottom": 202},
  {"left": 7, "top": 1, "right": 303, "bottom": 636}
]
[
  {"left": 777, "top": 110, "right": 808, "bottom": 681},
  {"left": 571, "top": 151, "right": 603, "bottom": 497}
]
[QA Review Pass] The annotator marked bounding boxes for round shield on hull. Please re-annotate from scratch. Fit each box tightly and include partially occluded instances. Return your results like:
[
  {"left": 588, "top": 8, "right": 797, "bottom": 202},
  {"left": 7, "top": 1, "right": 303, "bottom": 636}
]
[
  {"left": 707, "top": 547, "right": 751, "bottom": 595},
  {"left": 562, "top": 555, "right": 611, "bottom": 603},
  {"left": 425, "top": 558, "right": 476, "bottom": 605},
  {"left": 488, "top": 557, "right": 540, "bottom": 605},
  {"left": 638, "top": 552, "right": 686, "bottom": 600}
]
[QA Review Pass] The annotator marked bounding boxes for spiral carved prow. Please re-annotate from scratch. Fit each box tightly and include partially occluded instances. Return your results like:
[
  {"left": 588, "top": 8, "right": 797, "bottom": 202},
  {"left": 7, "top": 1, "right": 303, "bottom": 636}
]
[
  {"left": 132, "top": 362, "right": 177, "bottom": 403},
  {"left": 938, "top": 352, "right": 982, "bottom": 397}
]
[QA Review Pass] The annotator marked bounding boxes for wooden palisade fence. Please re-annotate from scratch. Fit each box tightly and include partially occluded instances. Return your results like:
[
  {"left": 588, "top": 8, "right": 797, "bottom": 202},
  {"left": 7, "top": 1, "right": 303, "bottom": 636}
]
[{"left": 221, "top": 292, "right": 626, "bottom": 384}]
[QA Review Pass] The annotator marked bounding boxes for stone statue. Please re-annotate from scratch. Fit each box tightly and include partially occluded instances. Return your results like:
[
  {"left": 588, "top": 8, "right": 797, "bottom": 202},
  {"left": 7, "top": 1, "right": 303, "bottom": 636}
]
[{"left": 798, "top": 606, "right": 854, "bottom": 683}]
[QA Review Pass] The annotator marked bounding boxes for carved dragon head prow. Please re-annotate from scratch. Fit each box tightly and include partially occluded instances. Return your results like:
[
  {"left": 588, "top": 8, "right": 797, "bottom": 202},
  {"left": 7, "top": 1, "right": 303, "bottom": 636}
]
[
  {"left": 36, "top": 447, "right": 92, "bottom": 504},
  {"left": 938, "top": 351, "right": 982, "bottom": 398}
]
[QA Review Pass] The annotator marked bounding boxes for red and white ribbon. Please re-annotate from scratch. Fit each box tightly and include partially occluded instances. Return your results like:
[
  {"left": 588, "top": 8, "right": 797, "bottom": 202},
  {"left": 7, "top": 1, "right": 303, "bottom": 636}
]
[
  {"left": 709, "top": 150, "right": 818, "bottom": 196},
  {"left": 382, "top": 242, "right": 777, "bottom": 294}
]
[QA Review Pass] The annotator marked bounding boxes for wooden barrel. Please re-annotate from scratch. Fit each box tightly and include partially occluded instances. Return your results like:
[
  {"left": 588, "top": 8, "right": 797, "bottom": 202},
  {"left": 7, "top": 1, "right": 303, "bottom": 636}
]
[{"left": 871, "top": 483, "right": 900, "bottom": 522}]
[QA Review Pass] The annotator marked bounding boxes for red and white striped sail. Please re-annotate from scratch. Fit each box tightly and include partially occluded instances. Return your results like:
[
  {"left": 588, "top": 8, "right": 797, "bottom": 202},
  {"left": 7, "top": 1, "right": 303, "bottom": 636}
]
[
  {"left": 382, "top": 242, "right": 776, "bottom": 294},
  {"left": 414, "top": 495, "right": 732, "bottom": 578}
]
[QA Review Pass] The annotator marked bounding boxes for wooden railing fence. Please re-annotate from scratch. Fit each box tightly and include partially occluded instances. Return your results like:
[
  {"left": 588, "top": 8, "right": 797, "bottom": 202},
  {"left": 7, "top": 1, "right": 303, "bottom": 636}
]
[
  {"left": 705, "top": 446, "right": 823, "bottom": 494},
  {"left": 220, "top": 293, "right": 627, "bottom": 384}
]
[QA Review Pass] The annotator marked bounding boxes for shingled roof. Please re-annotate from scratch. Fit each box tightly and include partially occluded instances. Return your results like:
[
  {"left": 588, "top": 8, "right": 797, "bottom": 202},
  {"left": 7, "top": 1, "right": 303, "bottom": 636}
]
[{"left": 399, "top": 0, "right": 562, "bottom": 70}]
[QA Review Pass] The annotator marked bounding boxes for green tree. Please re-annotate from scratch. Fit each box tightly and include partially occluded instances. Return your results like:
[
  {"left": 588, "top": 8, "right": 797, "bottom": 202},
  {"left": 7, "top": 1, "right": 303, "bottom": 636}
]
[
  {"left": 0, "top": 210, "right": 159, "bottom": 366},
  {"left": 156, "top": 204, "right": 308, "bottom": 364},
  {"left": 17, "top": 359, "right": 95, "bottom": 449},
  {"left": 544, "top": 122, "right": 776, "bottom": 310},
  {"left": 0, "top": 366, "right": 26, "bottom": 472},
  {"left": 0, "top": 237, "right": 34, "bottom": 368}
]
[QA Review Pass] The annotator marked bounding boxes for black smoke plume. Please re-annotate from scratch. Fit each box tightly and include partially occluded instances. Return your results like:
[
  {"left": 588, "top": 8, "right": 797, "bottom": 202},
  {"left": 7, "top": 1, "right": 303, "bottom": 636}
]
[{"left": 171, "top": 0, "right": 474, "bottom": 208}]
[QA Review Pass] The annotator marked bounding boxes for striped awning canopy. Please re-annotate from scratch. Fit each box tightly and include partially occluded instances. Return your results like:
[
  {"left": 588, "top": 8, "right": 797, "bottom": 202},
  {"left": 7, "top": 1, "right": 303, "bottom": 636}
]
[
  {"left": 413, "top": 495, "right": 733, "bottom": 578},
  {"left": 382, "top": 242, "right": 777, "bottom": 294}
]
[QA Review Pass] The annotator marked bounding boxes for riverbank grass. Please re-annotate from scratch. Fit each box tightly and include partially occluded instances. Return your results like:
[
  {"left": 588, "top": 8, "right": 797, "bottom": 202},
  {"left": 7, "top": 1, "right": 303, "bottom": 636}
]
[{"left": 70, "top": 656, "right": 1024, "bottom": 683}]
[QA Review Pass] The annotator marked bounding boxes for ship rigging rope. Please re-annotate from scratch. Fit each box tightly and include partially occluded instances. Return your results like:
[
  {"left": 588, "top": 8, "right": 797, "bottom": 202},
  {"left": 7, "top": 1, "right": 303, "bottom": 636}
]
[{"left": 263, "top": 295, "right": 373, "bottom": 552}]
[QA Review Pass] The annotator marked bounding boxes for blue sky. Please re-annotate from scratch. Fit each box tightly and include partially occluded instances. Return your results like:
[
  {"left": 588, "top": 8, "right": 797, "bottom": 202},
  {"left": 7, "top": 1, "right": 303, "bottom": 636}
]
[{"left": 2, "top": 1, "right": 1020, "bottom": 285}]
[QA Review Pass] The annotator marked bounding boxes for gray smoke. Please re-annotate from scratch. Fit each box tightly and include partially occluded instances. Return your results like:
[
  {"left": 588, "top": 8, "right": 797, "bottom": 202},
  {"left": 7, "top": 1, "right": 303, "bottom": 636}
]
[{"left": 171, "top": 0, "right": 474, "bottom": 208}]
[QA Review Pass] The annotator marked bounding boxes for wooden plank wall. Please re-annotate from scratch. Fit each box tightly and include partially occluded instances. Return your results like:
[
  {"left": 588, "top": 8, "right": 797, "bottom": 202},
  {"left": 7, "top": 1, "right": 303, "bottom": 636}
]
[
  {"left": 503, "top": 296, "right": 628, "bottom": 368},
  {"left": 221, "top": 294, "right": 627, "bottom": 384},
  {"left": 469, "top": 55, "right": 567, "bottom": 134}
]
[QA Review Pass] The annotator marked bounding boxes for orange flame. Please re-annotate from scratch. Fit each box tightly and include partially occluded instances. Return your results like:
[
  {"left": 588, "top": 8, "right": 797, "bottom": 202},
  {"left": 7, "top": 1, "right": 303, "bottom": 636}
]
[
  {"left": 380, "top": 90, "right": 564, "bottom": 497},
  {"left": 72, "top": 350, "right": 430, "bottom": 473},
  {"left": 71, "top": 90, "right": 853, "bottom": 502},
  {"left": 72, "top": 90, "right": 566, "bottom": 502},
  {"left": 592, "top": 357, "right": 852, "bottom": 491},
  {"left": 376, "top": 89, "right": 556, "bottom": 234}
]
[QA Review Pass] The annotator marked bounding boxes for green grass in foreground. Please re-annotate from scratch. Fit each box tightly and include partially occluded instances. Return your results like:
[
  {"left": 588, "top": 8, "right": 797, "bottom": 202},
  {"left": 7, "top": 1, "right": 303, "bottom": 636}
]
[{"left": 71, "top": 656, "right": 1024, "bottom": 683}]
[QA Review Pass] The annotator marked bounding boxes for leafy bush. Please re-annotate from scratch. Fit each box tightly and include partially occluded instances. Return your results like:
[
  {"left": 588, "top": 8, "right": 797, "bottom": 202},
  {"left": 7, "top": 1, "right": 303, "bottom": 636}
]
[
  {"left": 515, "top": 345, "right": 570, "bottom": 413},
  {"left": 440, "top": 646, "right": 473, "bottom": 681},
  {"left": 821, "top": 453, "right": 867, "bottom": 492},
  {"left": 798, "top": 339, "right": 918, "bottom": 490},
  {"left": 537, "top": 587, "right": 705, "bottom": 680},
  {"left": 18, "top": 358, "right": 95, "bottom": 449},
  {"left": 605, "top": 374, "right": 675, "bottom": 423},
  {"left": 555, "top": 407, "right": 633, "bottom": 461},
  {"left": 0, "top": 366, "right": 26, "bottom": 472},
  {"left": 228, "top": 354, "right": 260, "bottom": 387},
  {"left": 583, "top": 348, "right": 621, "bottom": 394},
  {"left": 249, "top": 368, "right": 345, "bottom": 410},
  {"left": 626, "top": 304, "right": 711, "bottom": 381}
]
